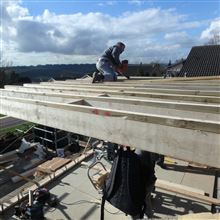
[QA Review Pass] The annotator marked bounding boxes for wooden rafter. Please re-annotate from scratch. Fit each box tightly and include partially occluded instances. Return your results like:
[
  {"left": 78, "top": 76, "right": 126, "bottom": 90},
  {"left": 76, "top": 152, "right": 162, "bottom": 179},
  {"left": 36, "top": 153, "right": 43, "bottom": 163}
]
[{"left": 1, "top": 95, "right": 220, "bottom": 168}]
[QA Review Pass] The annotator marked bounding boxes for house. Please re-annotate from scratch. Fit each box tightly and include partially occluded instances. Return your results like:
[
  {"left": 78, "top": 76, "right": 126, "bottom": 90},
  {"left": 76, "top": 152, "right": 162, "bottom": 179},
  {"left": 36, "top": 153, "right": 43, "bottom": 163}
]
[
  {"left": 164, "top": 60, "right": 185, "bottom": 78},
  {"left": 178, "top": 45, "right": 220, "bottom": 77}
]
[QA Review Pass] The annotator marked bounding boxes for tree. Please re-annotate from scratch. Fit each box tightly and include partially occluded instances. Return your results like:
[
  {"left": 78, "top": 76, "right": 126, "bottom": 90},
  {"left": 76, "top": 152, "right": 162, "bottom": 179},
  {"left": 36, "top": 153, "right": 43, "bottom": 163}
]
[
  {"left": 137, "top": 62, "right": 144, "bottom": 76},
  {"left": 168, "top": 60, "right": 172, "bottom": 67},
  {"left": 0, "top": 59, "right": 31, "bottom": 87},
  {"left": 206, "top": 31, "right": 220, "bottom": 45},
  {"left": 175, "top": 58, "right": 185, "bottom": 64}
]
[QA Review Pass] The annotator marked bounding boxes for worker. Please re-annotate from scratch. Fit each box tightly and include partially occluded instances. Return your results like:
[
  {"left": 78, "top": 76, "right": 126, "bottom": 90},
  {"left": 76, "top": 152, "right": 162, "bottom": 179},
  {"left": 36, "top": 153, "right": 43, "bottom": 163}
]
[{"left": 93, "top": 42, "right": 126, "bottom": 83}]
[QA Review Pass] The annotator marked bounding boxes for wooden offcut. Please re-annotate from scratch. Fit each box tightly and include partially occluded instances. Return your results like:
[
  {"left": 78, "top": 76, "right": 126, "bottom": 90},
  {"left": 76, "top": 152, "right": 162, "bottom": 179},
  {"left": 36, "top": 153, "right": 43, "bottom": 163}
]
[{"left": 37, "top": 157, "right": 71, "bottom": 173}]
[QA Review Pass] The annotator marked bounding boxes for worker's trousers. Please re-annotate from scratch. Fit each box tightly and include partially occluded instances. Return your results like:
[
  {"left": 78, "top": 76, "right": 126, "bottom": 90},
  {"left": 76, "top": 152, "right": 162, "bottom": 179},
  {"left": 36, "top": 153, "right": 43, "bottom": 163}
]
[{"left": 96, "top": 58, "right": 117, "bottom": 81}]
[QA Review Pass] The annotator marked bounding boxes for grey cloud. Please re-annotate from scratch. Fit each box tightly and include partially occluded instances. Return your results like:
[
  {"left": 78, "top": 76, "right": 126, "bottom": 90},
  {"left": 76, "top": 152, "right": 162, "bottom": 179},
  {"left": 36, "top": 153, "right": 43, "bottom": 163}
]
[
  {"left": 16, "top": 20, "right": 60, "bottom": 52},
  {"left": 13, "top": 7, "right": 190, "bottom": 56},
  {"left": 3, "top": 1, "right": 215, "bottom": 65},
  {"left": 15, "top": 20, "right": 108, "bottom": 55}
]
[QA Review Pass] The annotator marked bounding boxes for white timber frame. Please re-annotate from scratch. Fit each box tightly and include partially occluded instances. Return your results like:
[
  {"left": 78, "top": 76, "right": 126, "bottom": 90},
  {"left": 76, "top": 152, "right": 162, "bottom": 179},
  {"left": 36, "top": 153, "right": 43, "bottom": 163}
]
[
  {"left": 1, "top": 77, "right": 220, "bottom": 168},
  {"left": 1, "top": 94, "right": 220, "bottom": 168},
  {"left": 4, "top": 85, "right": 220, "bottom": 103},
  {"left": 1, "top": 89, "right": 219, "bottom": 121}
]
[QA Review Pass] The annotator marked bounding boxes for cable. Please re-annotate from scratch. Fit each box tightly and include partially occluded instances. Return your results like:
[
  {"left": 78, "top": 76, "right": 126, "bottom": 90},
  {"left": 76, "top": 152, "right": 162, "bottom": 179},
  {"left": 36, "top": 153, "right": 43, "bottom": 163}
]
[
  {"left": 104, "top": 207, "right": 121, "bottom": 215},
  {"left": 60, "top": 199, "right": 100, "bottom": 206},
  {"left": 60, "top": 199, "right": 121, "bottom": 215},
  {"left": 46, "top": 207, "right": 57, "bottom": 212}
]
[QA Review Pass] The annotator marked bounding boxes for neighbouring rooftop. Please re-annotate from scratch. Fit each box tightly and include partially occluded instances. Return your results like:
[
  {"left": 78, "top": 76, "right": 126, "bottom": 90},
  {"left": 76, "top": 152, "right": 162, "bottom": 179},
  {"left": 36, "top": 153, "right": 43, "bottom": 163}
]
[{"left": 179, "top": 45, "right": 220, "bottom": 77}]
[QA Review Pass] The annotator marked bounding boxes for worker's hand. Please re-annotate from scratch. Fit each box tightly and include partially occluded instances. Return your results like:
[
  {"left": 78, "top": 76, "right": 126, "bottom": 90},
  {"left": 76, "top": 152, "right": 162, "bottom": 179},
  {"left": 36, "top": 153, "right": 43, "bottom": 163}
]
[{"left": 117, "top": 62, "right": 128, "bottom": 74}]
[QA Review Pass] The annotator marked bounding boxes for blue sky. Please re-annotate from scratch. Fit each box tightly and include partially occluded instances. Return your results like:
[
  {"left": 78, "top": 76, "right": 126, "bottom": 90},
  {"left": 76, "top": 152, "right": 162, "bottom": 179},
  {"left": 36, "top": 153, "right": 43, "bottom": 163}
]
[{"left": 1, "top": 0, "right": 219, "bottom": 66}]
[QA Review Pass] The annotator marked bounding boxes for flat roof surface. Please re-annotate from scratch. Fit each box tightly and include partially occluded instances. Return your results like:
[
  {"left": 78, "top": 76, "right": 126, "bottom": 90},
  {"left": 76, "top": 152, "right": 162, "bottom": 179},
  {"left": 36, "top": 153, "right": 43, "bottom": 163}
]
[
  {"left": 2, "top": 155, "right": 215, "bottom": 220},
  {"left": 40, "top": 157, "right": 216, "bottom": 219}
]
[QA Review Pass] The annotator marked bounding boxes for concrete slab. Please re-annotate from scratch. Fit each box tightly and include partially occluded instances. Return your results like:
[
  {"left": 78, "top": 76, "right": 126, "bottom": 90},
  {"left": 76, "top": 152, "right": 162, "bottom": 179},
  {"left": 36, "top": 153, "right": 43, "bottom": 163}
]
[{"left": 1, "top": 156, "right": 215, "bottom": 220}]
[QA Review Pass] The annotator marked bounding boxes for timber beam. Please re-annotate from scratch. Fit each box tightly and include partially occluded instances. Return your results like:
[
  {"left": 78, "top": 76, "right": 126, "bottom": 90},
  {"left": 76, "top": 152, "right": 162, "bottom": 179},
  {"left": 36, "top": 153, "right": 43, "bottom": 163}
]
[
  {"left": 5, "top": 85, "right": 220, "bottom": 103},
  {"left": 1, "top": 89, "right": 219, "bottom": 121},
  {"left": 1, "top": 96, "right": 220, "bottom": 168},
  {"left": 64, "top": 75, "right": 220, "bottom": 84},
  {"left": 38, "top": 82, "right": 220, "bottom": 96}
]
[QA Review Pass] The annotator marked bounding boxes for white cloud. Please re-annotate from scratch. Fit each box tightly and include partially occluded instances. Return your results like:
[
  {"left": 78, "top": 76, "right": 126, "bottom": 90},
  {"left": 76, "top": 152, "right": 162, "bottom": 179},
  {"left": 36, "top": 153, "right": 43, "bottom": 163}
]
[
  {"left": 165, "top": 32, "right": 187, "bottom": 40},
  {"left": 164, "top": 31, "right": 198, "bottom": 47},
  {"left": 200, "top": 18, "right": 220, "bottom": 40},
  {"left": 0, "top": 1, "right": 217, "bottom": 65},
  {"left": 6, "top": 3, "right": 29, "bottom": 19}
]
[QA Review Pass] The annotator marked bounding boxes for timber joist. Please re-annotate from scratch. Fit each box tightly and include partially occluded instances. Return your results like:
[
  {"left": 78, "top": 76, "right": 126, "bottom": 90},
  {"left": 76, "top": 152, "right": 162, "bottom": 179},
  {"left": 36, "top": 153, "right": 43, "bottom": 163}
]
[
  {"left": 4, "top": 85, "right": 220, "bottom": 103},
  {"left": 1, "top": 77, "right": 220, "bottom": 168},
  {"left": 1, "top": 89, "right": 219, "bottom": 121},
  {"left": 27, "top": 82, "right": 220, "bottom": 93},
  {"left": 38, "top": 82, "right": 220, "bottom": 96}
]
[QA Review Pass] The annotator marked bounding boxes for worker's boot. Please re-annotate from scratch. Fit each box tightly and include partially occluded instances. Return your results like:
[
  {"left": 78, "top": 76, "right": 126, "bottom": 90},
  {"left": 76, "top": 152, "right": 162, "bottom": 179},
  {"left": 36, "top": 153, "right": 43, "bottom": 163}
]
[{"left": 92, "top": 71, "right": 104, "bottom": 83}]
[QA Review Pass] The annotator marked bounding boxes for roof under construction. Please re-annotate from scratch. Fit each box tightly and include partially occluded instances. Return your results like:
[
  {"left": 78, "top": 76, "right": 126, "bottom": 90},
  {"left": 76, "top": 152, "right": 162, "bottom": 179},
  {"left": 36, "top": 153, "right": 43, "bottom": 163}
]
[{"left": 0, "top": 76, "right": 220, "bottom": 219}]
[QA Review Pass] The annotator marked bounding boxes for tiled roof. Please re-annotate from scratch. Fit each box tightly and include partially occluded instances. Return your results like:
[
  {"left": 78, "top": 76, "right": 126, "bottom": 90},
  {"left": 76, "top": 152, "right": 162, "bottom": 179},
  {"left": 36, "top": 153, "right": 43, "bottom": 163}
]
[{"left": 178, "top": 45, "right": 220, "bottom": 77}]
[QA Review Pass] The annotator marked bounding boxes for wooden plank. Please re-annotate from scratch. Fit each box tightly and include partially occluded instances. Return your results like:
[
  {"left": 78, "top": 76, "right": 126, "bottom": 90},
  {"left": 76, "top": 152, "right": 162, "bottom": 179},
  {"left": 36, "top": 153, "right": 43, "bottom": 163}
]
[
  {"left": 0, "top": 96, "right": 219, "bottom": 168},
  {"left": 1, "top": 89, "right": 219, "bottom": 121},
  {"left": 37, "top": 157, "right": 71, "bottom": 173},
  {"left": 49, "top": 158, "right": 71, "bottom": 172},
  {"left": 5, "top": 85, "right": 220, "bottom": 103},
  {"left": 47, "top": 84, "right": 220, "bottom": 92},
  {"left": 156, "top": 179, "right": 220, "bottom": 205},
  {"left": 178, "top": 212, "right": 220, "bottom": 220},
  {"left": 156, "top": 179, "right": 206, "bottom": 195},
  {"left": 1, "top": 89, "right": 75, "bottom": 104},
  {"left": 47, "top": 80, "right": 220, "bottom": 90},
  {"left": 47, "top": 78, "right": 220, "bottom": 84},
  {"left": 1, "top": 96, "right": 219, "bottom": 133},
  {"left": 36, "top": 158, "right": 61, "bottom": 173},
  {"left": 69, "top": 75, "right": 220, "bottom": 84},
  {"left": 24, "top": 83, "right": 220, "bottom": 93},
  {"left": 65, "top": 76, "right": 220, "bottom": 85},
  {"left": 38, "top": 82, "right": 220, "bottom": 96},
  {"left": 28, "top": 80, "right": 220, "bottom": 87},
  {"left": 158, "top": 75, "right": 220, "bottom": 81}
]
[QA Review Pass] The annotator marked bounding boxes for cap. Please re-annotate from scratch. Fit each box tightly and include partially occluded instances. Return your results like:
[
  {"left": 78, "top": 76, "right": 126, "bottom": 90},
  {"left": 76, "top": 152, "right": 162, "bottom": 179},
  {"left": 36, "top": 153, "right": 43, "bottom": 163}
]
[{"left": 116, "top": 42, "right": 125, "bottom": 48}]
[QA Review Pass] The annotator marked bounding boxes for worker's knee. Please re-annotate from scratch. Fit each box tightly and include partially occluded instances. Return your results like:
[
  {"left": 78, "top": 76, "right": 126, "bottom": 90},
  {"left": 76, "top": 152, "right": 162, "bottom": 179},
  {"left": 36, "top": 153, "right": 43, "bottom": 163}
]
[{"left": 103, "top": 73, "right": 117, "bottom": 81}]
